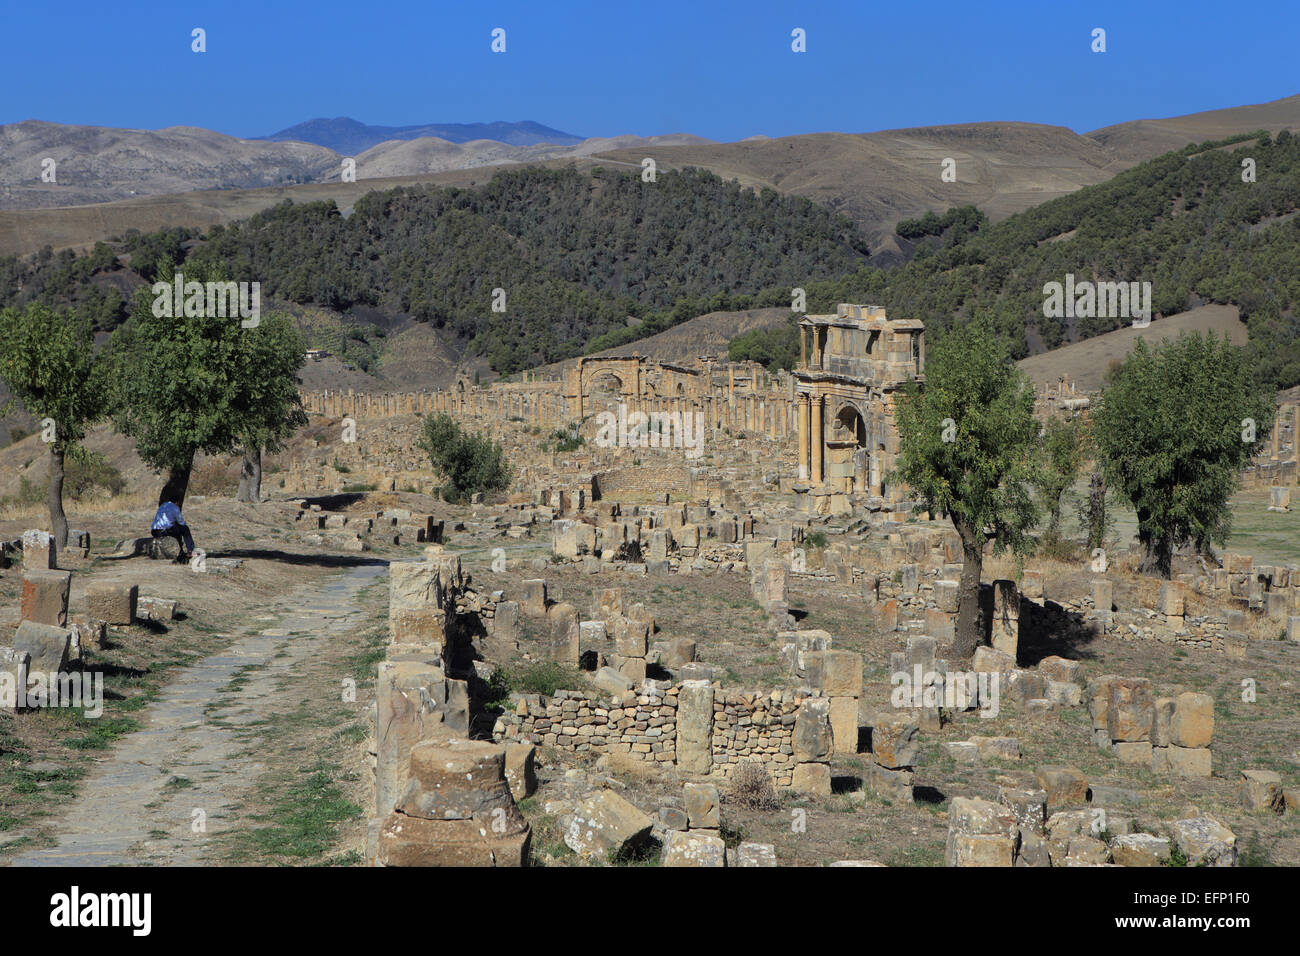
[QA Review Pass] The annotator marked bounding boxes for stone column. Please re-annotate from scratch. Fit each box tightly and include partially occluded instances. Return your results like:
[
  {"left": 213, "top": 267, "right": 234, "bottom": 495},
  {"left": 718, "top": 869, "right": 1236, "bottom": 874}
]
[
  {"left": 811, "top": 395, "right": 823, "bottom": 485},
  {"left": 797, "top": 393, "right": 810, "bottom": 480},
  {"left": 676, "top": 680, "right": 714, "bottom": 774}
]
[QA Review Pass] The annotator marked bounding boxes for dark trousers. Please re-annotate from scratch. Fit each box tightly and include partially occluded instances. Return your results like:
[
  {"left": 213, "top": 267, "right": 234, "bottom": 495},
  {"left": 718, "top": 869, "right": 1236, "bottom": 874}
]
[{"left": 152, "top": 525, "right": 194, "bottom": 552}]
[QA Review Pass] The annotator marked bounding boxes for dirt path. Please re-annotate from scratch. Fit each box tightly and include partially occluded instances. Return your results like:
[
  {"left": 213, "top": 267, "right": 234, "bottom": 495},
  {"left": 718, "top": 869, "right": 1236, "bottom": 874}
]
[{"left": 4, "top": 561, "right": 386, "bottom": 867}]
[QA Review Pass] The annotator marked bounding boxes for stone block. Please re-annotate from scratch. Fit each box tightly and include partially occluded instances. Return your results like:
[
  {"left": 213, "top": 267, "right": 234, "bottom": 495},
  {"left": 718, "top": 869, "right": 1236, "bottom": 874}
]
[
  {"left": 505, "top": 742, "right": 537, "bottom": 801},
  {"left": 387, "top": 561, "right": 450, "bottom": 645},
  {"left": 1240, "top": 769, "right": 1284, "bottom": 813},
  {"left": 1166, "top": 745, "right": 1212, "bottom": 777},
  {"left": 660, "top": 637, "right": 696, "bottom": 668},
  {"left": 998, "top": 787, "right": 1047, "bottom": 833},
  {"left": 564, "top": 790, "right": 654, "bottom": 860},
  {"left": 1038, "top": 655, "right": 1082, "bottom": 684},
  {"left": 972, "top": 645, "right": 1015, "bottom": 675},
  {"left": 793, "top": 697, "right": 834, "bottom": 763},
  {"left": 658, "top": 806, "right": 688, "bottom": 831},
  {"left": 1115, "top": 741, "right": 1153, "bottom": 766},
  {"left": 924, "top": 607, "right": 955, "bottom": 642},
  {"left": 136, "top": 596, "right": 179, "bottom": 622},
  {"left": 1152, "top": 697, "right": 1176, "bottom": 747},
  {"left": 521, "top": 579, "right": 548, "bottom": 617},
  {"left": 1046, "top": 681, "right": 1082, "bottom": 706},
  {"left": 1035, "top": 766, "right": 1089, "bottom": 810},
  {"left": 662, "top": 829, "right": 726, "bottom": 867},
  {"left": 946, "top": 833, "right": 1017, "bottom": 866},
  {"left": 612, "top": 616, "right": 650, "bottom": 658},
  {"left": 804, "top": 649, "right": 862, "bottom": 698},
  {"left": 870, "top": 713, "right": 919, "bottom": 769},
  {"left": 1170, "top": 692, "right": 1213, "bottom": 748},
  {"left": 683, "top": 783, "right": 721, "bottom": 829},
  {"left": 20, "top": 569, "right": 71, "bottom": 626},
  {"left": 85, "top": 582, "right": 137, "bottom": 626},
  {"left": 11, "top": 620, "right": 71, "bottom": 675},
  {"left": 1158, "top": 580, "right": 1185, "bottom": 617},
  {"left": 1168, "top": 818, "right": 1236, "bottom": 867},
  {"left": 1106, "top": 677, "right": 1154, "bottom": 742},
  {"left": 21, "top": 530, "right": 56, "bottom": 569},
  {"left": 1021, "top": 569, "right": 1044, "bottom": 600},
  {"left": 374, "top": 659, "right": 446, "bottom": 817},
  {"left": 828, "top": 696, "right": 859, "bottom": 756},
  {"left": 791, "top": 761, "right": 832, "bottom": 795},
  {"left": 593, "top": 666, "right": 634, "bottom": 696},
  {"left": 1111, "top": 833, "right": 1171, "bottom": 867}
]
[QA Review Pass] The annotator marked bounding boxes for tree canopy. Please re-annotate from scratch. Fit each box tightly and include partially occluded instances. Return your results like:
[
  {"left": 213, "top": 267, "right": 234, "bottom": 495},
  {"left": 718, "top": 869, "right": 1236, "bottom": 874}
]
[
  {"left": 1090, "top": 332, "right": 1275, "bottom": 577},
  {"left": 893, "top": 320, "right": 1042, "bottom": 657}
]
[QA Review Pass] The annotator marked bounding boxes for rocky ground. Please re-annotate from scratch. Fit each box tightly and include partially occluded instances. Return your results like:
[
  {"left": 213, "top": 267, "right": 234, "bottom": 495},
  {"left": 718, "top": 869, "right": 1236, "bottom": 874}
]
[{"left": 2, "top": 482, "right": 1298, "bottom": 867}]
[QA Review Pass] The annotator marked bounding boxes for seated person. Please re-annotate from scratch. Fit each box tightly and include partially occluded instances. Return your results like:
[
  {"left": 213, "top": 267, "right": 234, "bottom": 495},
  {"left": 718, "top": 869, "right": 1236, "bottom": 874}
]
[{"left": 151, "top": 500, "right": 195, "bottom": 559}]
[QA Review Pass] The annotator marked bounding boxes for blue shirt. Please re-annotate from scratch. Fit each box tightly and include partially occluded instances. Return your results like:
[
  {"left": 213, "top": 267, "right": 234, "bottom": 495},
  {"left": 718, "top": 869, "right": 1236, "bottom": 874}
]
[{"left": 152, "top": 502, "right": 187, "bottom": 531}]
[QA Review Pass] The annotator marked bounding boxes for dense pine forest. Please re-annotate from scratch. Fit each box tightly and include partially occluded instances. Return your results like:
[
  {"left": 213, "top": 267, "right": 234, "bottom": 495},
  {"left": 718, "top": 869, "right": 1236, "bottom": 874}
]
[{"left": 3, "top": 131, "right": 1300, "bottom": 387}]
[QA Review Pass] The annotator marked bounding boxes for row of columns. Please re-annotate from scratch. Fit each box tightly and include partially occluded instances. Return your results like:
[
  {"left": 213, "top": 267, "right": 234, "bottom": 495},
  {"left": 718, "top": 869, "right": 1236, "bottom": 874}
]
[
  {"left": 1269, "top": 403, "right": 1300, "bottom": 462},
  {"left": 796, "top": 393, "right": 823, "bottom": 484}
]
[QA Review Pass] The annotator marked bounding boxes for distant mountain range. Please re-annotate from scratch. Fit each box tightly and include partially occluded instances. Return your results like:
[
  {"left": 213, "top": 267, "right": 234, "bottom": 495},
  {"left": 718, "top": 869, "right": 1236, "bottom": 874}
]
[
  {"left": 257, "top": 117, "right": 585, "bottom": 153},
  {"left": 2, "top": 95, "right": 1299, "bottom": 261}
]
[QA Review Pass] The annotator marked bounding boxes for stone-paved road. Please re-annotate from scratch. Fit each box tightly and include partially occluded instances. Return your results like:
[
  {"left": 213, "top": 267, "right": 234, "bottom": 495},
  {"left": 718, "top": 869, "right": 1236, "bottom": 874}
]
[{"left": 5, "top": 561, "right": 385, "bottom": 867}]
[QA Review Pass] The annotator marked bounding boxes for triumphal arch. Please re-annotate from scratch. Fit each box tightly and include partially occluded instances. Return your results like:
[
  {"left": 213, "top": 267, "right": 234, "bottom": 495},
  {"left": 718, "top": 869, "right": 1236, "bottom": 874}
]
[{"left": 792, "top": 304, "right": 924, "bottom": 511}]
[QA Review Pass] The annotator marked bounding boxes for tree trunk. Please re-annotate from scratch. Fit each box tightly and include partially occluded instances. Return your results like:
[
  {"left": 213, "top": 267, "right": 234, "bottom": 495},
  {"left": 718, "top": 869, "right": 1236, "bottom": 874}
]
[
  {"left": 1085, "top": 472, "right": 1107, "bottom": 550},
  {"left": 1135, "top": 507, "right": 1173, "bottom": 578},
  {"left": 236, "top": 446, "right": 262, "bottom": 503},
  {"left": 950, "top": 518, "right": 985, "bottom": 661},
  {"left": 159, "top": 452, "right": 194, "bottom": 509},
  {"left": 48, "top": 445, "right": 68, "bottom": 553},
  {"left": 1139, "top": 535, "right": 1173, "bottom": 578}
]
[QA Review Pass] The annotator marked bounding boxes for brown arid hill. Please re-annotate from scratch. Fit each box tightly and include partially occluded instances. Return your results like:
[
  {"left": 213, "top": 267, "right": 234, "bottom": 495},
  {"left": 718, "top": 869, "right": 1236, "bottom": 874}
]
[
  {"left": 1015, "top": 303, "right": 1249, "bottom": 392},
  {"left": 4, "top": 94, "right": 1298, "bottom": 260},
  {"left": 577, "top": 307, "right": 793, "bottom": 366},
  {"left": 1087, "top": 93, "right": 1300, "bottom": 164},
  {"left": 0, "top": 121, "right": 339, "bottom": 211},
  {"left": 595, "top": 124, "right": 1124, "bottom": 259},
  {"left": 0, "top": 121, "right": 709, "bottom": 219},
  {"left": 0, "top": 425, "right": 151, "bottom": 504},
  {"left": 0, "top": 415, "right": 345, "bottom": 505},
  {"left": 345, "top": 133, "right": 711, "bottom": 180}
]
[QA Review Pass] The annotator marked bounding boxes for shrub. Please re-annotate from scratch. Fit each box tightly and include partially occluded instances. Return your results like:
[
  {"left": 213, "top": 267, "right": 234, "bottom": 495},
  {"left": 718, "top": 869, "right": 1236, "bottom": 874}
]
[
  {"left": 189, "top": 459, "right": 238, "bottom": 497},
  {"left": 64, "top": 451, "right": 126, "bottom": 499},
  {"left": 545, "top": 428, "right": 584, "bottom": 453},
  {"left": 726, "top": 761, "right": 779, "bottom": 810},
  {"left": 493, "top": 661, "right": 586, "bottom": 700},
  {"left": 418, "top": 412, "right": 512, "bottom": 502}
]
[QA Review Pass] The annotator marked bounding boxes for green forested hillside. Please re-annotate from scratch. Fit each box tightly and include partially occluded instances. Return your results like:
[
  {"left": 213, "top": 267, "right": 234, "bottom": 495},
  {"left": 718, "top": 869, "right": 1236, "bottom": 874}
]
[
  {"left": 4, "top": 131, "right": 1300, "bottom": 388},
  {"left": 785, "top": 130, "right": 1300, "bottom": 388},
  {"left": 183, "top": 166, "right": 871, "bottom": 373}
]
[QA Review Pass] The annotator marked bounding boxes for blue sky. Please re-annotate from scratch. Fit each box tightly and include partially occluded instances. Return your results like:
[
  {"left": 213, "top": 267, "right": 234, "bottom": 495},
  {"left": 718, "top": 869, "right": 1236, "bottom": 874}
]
[{"left": 6, "top": 0, "right": 1295, "bottom": 141}]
